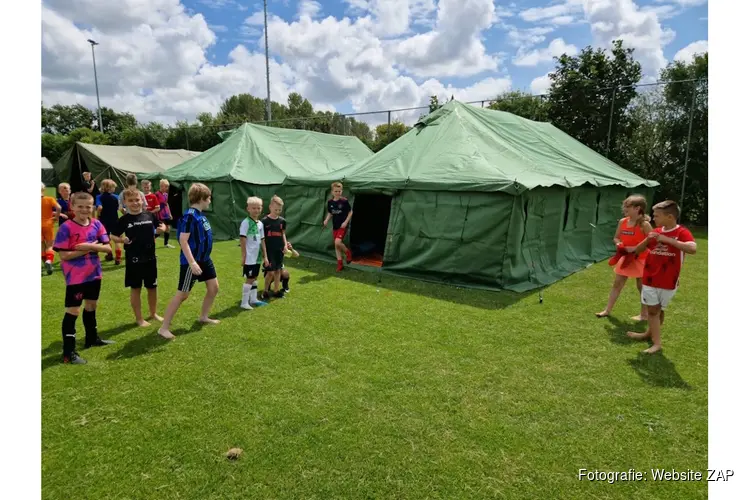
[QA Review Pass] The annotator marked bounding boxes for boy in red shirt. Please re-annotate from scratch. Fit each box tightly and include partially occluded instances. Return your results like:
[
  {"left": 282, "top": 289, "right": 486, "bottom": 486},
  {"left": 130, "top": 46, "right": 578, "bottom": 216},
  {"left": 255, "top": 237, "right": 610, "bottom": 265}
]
[
  {"left": 627, "top": 200, "right": 697, "bottom": 354},
  {"left": 142, "top": 180, "right": 159, "bottom": 215}
]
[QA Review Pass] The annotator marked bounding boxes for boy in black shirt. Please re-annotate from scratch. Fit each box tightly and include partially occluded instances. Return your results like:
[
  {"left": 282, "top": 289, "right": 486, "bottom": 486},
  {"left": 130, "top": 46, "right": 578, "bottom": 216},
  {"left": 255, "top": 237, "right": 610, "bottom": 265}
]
[
  {"left": 111, "top": 187, "right": 167, "bottom": 327},
  {"left": 261, "top": 195, "right": 288, "bottom": 299},
  {"left": 323, "top": 181, "right": 353, "bottom": 272}
]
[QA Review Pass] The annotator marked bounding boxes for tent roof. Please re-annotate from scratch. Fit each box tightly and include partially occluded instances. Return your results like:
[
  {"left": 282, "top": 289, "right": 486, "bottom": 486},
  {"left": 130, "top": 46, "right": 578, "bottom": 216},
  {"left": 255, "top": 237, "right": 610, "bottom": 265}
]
[
  {"left": 287, "top": 100, "right": 658, "bottom": 193},
  {"left": 76, "top": 143, "right": 201, "bottom": 175},
  {"left": 162, "top": 123, "right": 373, "bottom": 184},
  {"left": 42, "top": 157, "right": 53, "bottom": 170}
]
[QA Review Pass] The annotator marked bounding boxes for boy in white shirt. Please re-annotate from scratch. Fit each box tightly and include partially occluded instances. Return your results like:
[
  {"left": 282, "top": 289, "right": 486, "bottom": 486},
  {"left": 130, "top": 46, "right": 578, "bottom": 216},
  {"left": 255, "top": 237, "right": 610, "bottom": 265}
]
[{"left": 239, "top": 197, "right": 270, "bottom": 310}]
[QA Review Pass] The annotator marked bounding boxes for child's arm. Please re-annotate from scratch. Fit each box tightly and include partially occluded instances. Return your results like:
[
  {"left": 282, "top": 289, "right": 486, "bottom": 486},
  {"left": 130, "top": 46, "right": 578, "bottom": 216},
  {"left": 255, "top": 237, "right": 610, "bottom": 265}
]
[
  {"left": 52, "top": 201, "right": 62, "bottom": 223},
  {"left": 634, "top": 234, "right": 654, "bottom": 254},
  {"left": 58, "top": 249, "right": 89, "bottom": 261},
  {"left": 657, "top": 233, "right": 697, "bottom": 254},
  {"left": 613, "top": 220, "right": 623, "bottom": 247},
  {"left": 281, "top": 228, "right": 288, "bottom": 251},
  {"left": 261, "top": 238, "right": 269, "bottom": 267},
  {"left": 240, "top": 236, "right": 247, "bottom": 266},
  {"left": 179, "top": 232, "right": 203, "bottom": 274},
  {"left": 341, "top": 208, "right": 353, "bottom": 229}
]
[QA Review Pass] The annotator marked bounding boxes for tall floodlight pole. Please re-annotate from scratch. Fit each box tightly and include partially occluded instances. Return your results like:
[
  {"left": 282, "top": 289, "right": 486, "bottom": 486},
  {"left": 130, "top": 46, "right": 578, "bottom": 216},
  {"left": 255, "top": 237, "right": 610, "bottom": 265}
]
[
  {"left": 263, "top": 0, "right": 272, "bottom": 122},
  {"left": 87, "top": 39, "right": 104, "bottom": 133}
]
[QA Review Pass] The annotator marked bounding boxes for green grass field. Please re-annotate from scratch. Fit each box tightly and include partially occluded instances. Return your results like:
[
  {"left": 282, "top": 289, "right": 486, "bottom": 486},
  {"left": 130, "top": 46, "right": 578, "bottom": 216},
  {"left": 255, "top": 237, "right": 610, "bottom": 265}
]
[{"left": 41, "top": 231, "right": 708, "bottom": 499}]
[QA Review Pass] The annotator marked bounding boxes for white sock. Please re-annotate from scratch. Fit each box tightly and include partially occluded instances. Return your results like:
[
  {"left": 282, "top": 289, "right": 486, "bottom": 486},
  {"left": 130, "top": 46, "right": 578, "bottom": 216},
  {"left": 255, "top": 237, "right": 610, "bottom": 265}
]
[
  {"left": 250, "top": 284, "right": 258, "bottom": 303},
  {"left": 242, "top": 284, "right": 252, "bottom": 305}
]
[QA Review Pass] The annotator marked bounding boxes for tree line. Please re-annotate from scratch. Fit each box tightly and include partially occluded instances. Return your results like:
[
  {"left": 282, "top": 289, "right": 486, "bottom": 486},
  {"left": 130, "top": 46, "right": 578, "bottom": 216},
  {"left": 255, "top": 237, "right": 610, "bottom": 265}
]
[{"left": 41, "top": 40, "right": 707, "bottom": 224}]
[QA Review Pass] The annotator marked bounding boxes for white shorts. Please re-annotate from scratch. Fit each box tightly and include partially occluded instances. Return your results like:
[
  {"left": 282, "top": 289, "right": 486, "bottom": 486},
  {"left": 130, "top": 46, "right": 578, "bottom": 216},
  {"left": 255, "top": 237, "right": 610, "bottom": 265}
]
[{"left": 641, "top": 285, "right": 677, "bottom": 309}]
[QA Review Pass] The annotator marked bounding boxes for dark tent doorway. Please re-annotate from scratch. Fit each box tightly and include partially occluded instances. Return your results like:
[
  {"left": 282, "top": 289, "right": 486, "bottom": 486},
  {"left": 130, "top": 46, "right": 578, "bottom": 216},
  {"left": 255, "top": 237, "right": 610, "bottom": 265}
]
[{"left": 349, "top": 194, "right": 392, "bottom": 267}]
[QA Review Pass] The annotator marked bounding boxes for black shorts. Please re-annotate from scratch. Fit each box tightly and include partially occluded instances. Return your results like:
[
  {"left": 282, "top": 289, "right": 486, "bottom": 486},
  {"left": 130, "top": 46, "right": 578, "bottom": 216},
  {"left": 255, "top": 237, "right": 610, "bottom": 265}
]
[
  {"left": 243, "top": 264, "right": 261, "bottom": 279},
  {"left": 101, "top": 219, "right": 118, "bottom": 235},
  {"left": 178, "top": 259, "right": 217, "bottom": 292},
  {"left": 65, "top": 280, "right": 102, "bottom": 307},
  {"left": 265, "top": 249, "right": 285, "bottom": 271},
  {"left": 125, "top": 259, "right": 158, "bottom": 289},
  {"left": 160, "top": 218, "right": 173, "bottom": 226}
]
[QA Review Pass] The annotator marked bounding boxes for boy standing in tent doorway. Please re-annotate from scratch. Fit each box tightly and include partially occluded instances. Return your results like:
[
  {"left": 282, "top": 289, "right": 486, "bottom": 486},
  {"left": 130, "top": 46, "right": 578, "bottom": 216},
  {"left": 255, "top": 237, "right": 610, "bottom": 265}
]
[{"left": 323, "top": 182, "right": 353, "bottom": 272}]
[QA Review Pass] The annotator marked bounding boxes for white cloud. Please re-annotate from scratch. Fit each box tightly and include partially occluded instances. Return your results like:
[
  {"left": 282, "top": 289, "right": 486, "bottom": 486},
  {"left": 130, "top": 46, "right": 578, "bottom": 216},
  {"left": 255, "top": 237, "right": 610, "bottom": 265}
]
[
  {"left": 520, "top": 2, "right": 579, "bottom": 22},
  {"left": 674, "top": 40, "right": 708, "bottom": 63},
  {"left": 41, "top": 0, "right": 509, "bottom": 127},
  {"left": 513, "top": 38, "right": 577, "bottom": 67},
  {"left": 530, "top": 73, "right": 553, "bottom": 95},
  {"left": 297, "top": 0, "right": 322, "bottom": 19},
  {"left": 506, "top": 26, "right": 555, "bottom": 50},
  {"left": 655, "top": 0, "right": 706, "bottom": 6}
]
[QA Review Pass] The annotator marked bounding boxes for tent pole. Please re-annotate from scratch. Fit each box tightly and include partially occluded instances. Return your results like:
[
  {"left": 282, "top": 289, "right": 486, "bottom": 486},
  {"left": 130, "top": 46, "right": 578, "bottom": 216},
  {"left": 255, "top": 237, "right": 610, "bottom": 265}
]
[{"left": 679, "top": 80, "right": 698, "bottom": 214}]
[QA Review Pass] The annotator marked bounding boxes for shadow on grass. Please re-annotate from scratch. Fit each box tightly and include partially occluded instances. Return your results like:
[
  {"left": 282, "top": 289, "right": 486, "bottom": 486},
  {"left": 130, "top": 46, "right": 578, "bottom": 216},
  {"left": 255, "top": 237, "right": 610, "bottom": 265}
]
[
  {"left": 628, "top": 352, "right": 691, "bottom": 390},
  {"left": 603, "top": 316, "right": 648, "bottom": 346},
  {"left": 294, "top": 258, "right": 535, "bottom": 310}
]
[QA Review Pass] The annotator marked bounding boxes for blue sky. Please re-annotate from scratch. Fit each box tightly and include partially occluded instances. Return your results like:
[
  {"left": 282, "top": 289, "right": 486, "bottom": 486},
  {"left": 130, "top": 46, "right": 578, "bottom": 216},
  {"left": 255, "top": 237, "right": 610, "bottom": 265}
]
[{"left": 41, "top": 0, "right": 708, "bottom": 124}]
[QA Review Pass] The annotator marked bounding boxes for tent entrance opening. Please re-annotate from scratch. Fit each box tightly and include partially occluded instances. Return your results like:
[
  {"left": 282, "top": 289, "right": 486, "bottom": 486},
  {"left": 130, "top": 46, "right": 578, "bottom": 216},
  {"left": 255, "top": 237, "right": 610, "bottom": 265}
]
[{"left": 350, "top": 194, "right": 392, "bottom": 267}]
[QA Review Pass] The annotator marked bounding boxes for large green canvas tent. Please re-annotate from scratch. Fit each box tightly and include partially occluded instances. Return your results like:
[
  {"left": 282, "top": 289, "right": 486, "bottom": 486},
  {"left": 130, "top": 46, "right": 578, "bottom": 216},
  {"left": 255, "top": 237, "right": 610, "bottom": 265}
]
[
  {"left": 285, "top": 101, "right": 659, "bottom": 292},
  {"left": 53, "top": 142, "right": 200, "bottom": 193},
  {"left": 41, "top": 157, "right": 57, "bottom": 187},
  {"left": 158, "top": 123, "right": 373, "bottom": 240}
]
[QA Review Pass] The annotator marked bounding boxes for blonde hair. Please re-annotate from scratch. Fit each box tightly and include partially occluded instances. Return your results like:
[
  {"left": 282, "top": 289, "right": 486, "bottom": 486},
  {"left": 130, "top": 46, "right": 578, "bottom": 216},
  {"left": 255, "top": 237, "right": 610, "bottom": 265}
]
[
  {"left": 41, "top": 182, "right": 46, "bottom": 191},
  {"left": 653, "top": 200, "right": 680, "bottom": 220},
  {"left": 246, "top": 196, "right": 263, "bottom": 207},
  {"left": 58, "top": 182, "right": 70, "bottom": 192},
  {"left": 71, "top": 192, "right": 94, "bottom": 207},
  {"left": 100, "top": 179, "right": 117, "bottom": 193},
  {"left": 270, "top": 195, "right": 284, "bottom": 206},
  {"left": 623, "top": 194, "right": 650, "bottom": 225},
  {"left": 160, "top": 179, "right": 170, "bottom": 188},
  {"left": 122, "top": 187, "right": 142, "bottom": 202},
  {"left": 331, "top": 182, "right": 343, "bottom": 190},
  {"left": 188, "top": 183, "right": 212, "bottom": 205}
]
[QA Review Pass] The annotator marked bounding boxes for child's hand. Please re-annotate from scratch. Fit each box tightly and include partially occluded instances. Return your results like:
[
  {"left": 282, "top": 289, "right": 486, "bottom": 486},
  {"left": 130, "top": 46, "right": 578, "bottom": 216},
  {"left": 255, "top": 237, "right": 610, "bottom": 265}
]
[
  {"left": 322, "top": 219, "right": 328, "bottom": 227},
  {"left": 123, "top": 236, "right": 132, "bottom": 245},
  {"left": 74, "top": 243, "right": 93, "bottom": 252},
  {"left": 190, "top": 261, "right": 203, "bottom": 275},
  {"left": 341, "top": 222, "right": 348, "bottom": 229},
  {"left": 625, "top": 246, "right": 636, "bottom": 253},
  {"left": 647, "top": 232, "right": 659, "bottom": 240},
  {"left": 263, "top": 258, "right": 270, "bottom": 268},
  {"left": 158, "top": 223, "right": 167, "bottom": 233}
]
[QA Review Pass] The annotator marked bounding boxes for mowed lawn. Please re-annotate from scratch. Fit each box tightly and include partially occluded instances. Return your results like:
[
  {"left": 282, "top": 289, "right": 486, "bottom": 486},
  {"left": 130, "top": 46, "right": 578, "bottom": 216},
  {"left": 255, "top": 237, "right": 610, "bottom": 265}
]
[{"left": 41, "top": 231, "right": 708, "bottom": 500}]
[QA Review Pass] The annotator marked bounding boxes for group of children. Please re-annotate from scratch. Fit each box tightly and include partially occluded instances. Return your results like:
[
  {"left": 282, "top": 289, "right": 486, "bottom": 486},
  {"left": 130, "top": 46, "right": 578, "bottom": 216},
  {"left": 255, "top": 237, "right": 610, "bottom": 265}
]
[
  {"left": 47, "top": 177, "right": 354, "bottom": 364},
  {"left": 595, "top": 195, "right": 697, "bottom": 354},
  {"left": 46, "top": 176, "right": 694, "bottom": 362}
]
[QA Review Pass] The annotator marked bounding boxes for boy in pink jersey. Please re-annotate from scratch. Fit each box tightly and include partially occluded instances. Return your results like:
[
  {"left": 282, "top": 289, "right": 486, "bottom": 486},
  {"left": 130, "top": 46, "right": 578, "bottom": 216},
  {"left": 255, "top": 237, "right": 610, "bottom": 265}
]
[
  {"left": 156, "top": 179, "right": 174, "bottom": 248},
  {"left": 53, "top": 192, "right": 116, "bottom": 364},
  {"left": 627, "top": 200, "right": 697, "bottom": 354}
]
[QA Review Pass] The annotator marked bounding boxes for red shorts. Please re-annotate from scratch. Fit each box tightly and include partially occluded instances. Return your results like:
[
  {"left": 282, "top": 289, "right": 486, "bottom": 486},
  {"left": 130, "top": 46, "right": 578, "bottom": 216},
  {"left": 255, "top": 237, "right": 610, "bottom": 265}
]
[{"left": 332, "top": 227, "right": 347, "bottom": 241}]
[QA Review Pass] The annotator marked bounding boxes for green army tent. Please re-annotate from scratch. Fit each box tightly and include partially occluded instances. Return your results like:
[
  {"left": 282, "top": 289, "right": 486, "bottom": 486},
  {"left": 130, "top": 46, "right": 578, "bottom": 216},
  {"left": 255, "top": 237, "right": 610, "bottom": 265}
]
[
  {"left": 284, "top": 100, "right": 659, "bottom": 292},
  {"left": 42, "top": 157, "right": 57, "bottom": 187},
  {"left": 53, "top": 142, "right": 201, "bottom": 193},
  {"left": 159, "top": 123, "right": 373, "bottom": 240}
]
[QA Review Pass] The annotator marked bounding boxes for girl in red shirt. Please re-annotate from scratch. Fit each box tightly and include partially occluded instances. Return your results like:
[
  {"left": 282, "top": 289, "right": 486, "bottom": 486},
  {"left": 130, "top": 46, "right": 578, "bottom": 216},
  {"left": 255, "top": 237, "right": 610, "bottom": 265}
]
[{"left": 596, "top": 195, "right": 653, "bottom": 321}]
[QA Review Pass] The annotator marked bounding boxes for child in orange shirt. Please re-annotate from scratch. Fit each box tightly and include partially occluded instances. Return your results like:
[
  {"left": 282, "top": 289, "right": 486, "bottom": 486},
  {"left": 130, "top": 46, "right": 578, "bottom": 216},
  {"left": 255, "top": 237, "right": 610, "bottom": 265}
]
[
  {"left": 596, "top": 195, "right": 653, "bottom": 321},
  {"left": 41, "top": 183, "right": 61, "bottom": 275}
]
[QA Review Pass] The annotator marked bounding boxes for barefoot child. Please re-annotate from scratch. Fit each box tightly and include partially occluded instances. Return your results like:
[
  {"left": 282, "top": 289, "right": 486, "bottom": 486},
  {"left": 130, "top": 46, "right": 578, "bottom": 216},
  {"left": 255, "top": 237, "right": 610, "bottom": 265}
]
[
  {"left": 261, "top": 196, "right": 288, "bottom": 299},
  {"left": 97, "top": 179, "right": 123, "bottom": 264},
  {"left": 323, "top": 182, "right": 353, "bottom": 272},
  {"left": 156, "top": 179, "right": 174, "bottom": 248},
  {"left": 41, "top": 183, "right": 61, "bottom": 275},
  {"left": 627, "top": 200, "right": 697, "bottom": 354},
  {"left": 596, "top": 195, "right": 653, "bottom": 320},
  {"left": 158, "top": 183, "right": 220, "bottom": 339},
  {"left": 239, "top": 197, "right": 270, "bottom": 310},
  {"left": 53, "top": 192, "right": 115, "bottom": 364},
  {"left": 110, "top": 188, "right": 167, "bottom": 327}
]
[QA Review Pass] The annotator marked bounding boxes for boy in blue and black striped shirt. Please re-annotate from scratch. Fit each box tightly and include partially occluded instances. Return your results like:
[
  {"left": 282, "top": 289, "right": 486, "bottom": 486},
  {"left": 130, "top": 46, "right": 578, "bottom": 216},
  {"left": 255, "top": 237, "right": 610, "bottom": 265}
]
[{"left": 158, "top": 183, "right": 220, "bottom": 339}]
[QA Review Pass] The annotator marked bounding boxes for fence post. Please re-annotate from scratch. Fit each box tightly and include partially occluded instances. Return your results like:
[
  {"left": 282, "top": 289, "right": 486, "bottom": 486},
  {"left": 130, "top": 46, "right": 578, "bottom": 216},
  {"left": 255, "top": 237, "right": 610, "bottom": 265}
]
[
  {"left": 184, "top": 127, "right": 190, "bottom": 151},
  {"left": 605, "top": 86, "right": 617, "bottom": 157},
  {"left": 481, "top": 101, "right": 484, "bottom": 108},
  {"left": 679, "top": 80, "right": 698, "bottom": 212},
  {"left": 387, "top": 110, "right": 391, "bottom": 127}
]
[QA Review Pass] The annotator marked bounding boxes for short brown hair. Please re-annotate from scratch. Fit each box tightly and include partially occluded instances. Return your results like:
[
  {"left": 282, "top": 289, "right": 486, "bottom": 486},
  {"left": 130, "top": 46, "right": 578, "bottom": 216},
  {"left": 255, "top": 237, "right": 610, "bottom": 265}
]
[
  {"left": 125, "top": 173, "right": 138, "bottom": 188},
  {"left": 122, "top": 187, "right": 142, "bottom": 202},
  {"left": 653, "top": 200, "right": 680, "bottom": 220},
  {"left": 100, "top": 179, "right": 117, "bottom": 193},
  {"left": 188, "top": 183, "right": 212, "bottom": 205},
  {"left": 270, "top": 195, "right": 284, "bottom": 206},
  {"left": 71, "top": 192, "right": 94, "bottom": 206},
  {"left": 331, "top": 182, "right": 343, "bottom": 190}
]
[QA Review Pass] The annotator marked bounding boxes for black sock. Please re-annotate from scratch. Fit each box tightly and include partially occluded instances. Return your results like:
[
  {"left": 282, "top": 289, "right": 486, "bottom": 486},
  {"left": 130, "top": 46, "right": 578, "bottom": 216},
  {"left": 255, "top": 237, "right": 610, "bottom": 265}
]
[
  {"left": 164, "top": 231, "right": 170, "bottom": 246},
  {"left": 282, "top": 277, "right": 289, "bottom": 290},
  {"left": 82, "top": 310, "right": 98, "bottom": 344},
  {"left": 62, "top": 313, "right": 78, "bottom": 356}
]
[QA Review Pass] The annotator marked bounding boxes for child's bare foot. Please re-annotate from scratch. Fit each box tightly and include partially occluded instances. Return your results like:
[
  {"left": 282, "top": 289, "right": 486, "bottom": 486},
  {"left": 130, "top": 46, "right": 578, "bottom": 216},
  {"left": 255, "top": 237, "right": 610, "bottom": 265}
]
[
  {"left": 149, "top": 314, "right": 164, "bottom": 322},
  {"left": 595, "top": 310, "right": 610, "bottom": 318},
  {"left": 642, "top": 344, "right": 662, "bottom": 354},
  {"left": 631, "top": 315, "right": 647, "bottom": 321},
  {"left": 199, "top": 317, "right": 220, "bottom": 325},
  {"left": 157, "top": 328, "right": 175, "bottom": 340},
  {"left": 136, "top": 319, "right": 151, "bottom": 327},
  {"left": 627, "top": 331, "right": 650, "bottom": 341}
]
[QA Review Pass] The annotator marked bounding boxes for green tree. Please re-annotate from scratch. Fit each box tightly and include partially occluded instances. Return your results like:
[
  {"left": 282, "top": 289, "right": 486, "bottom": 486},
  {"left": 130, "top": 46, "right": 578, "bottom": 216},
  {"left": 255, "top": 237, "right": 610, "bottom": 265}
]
[
  {"left": 489, "top": 91, "right": 550, "bottom": 121},
  {"left": 42, "top": 104, "right": 97, "bottom": 135},
  {"left": 99, "top": 107, "right": 138, "bottom": 143},
  {"left": 429, "top": 95, "right": 440, "bottom": 113},
  {"left": 547, "top": 40, "right": 642, "bottom": 157},
  {"left": 372, "top": 121, "right": 410, "bottom": 152}
]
